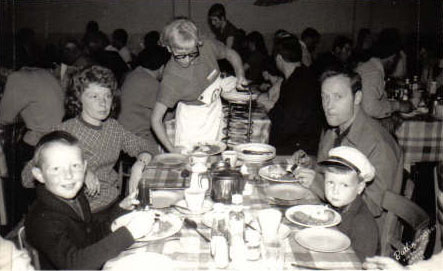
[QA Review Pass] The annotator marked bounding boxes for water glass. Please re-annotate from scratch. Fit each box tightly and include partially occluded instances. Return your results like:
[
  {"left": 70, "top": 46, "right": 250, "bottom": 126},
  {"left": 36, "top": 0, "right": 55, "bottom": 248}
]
[
  {"left": 257, "top": 209, "right": 282, "bottom": 241},
  {"left": 137, "top": 179, "right": 151, "bottom": 209},
  {"left": 261, "top": 237, "right": 284, "bottom": 271}
]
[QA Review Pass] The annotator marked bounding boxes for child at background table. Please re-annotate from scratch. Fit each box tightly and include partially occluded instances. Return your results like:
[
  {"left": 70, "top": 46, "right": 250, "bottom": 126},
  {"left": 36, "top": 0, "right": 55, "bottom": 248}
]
[
  {"left": 318, "top": 146, "right": 379, "bottom": 261},
  {"left": 25, "top": 131, "right": 154, "bottom": 270}
]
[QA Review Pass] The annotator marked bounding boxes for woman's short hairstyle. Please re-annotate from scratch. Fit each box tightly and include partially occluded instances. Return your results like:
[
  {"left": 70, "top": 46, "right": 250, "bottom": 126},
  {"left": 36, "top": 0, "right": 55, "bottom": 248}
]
[
  {"left": 160, "top": 18, "right": 201, "bottom": 49},
  {"left": 65, "top": 65, "right": 120, "bottom": 118},
  {"left": 320, "top": 69, "right": 362, "bottom": 95}
]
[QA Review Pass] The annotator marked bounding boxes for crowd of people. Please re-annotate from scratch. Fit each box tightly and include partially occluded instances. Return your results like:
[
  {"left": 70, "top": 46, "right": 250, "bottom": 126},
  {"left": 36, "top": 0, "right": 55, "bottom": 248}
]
[{"left": 0, "top": 2, "right": 442, "bottom": 270}]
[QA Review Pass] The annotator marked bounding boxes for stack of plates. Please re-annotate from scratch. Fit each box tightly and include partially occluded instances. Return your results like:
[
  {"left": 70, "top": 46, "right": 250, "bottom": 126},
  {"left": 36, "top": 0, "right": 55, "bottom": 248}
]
[
  {"left": 234, "top": 143, "right": 276, "bottom": 163},
  {"left": 223, "top": 103, "right": 253, "bottom": 147},
  {"left": 221, "top": 89, "right": 259, "bottom": 104}
]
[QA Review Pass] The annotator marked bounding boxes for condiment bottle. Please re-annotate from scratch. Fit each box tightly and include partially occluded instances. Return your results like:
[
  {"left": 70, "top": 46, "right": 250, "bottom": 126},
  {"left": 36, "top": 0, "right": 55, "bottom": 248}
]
[
  {"left": 228, "top": 195, "right": 246, "bottom": 269},
  {"left": 211, "top": 203, "right": 230, "bottom": 269}
]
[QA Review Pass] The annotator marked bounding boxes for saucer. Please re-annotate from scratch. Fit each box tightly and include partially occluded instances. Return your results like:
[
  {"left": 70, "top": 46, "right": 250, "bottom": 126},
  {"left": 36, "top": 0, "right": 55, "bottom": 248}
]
[{"left": 174, "top": 199, "right": 213, "bottom": 215}]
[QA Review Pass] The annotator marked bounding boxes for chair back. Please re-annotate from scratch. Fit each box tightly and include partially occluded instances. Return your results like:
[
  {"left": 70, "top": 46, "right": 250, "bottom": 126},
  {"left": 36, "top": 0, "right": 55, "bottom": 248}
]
[
  {"left": 18, "top": 226, "right": 41, "bottom": 270},
  {"left": 380, "top": 190, "right": 430, "bottom": 265},
  {"left": 435, "top": 163, "right": 443, "bottom": 252}
]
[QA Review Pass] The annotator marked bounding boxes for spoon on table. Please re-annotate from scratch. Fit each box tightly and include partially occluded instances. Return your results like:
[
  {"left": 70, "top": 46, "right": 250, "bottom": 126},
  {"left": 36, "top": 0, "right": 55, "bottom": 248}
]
[{"left": 184, "top": 218, "right": 211, "bottom": 242}]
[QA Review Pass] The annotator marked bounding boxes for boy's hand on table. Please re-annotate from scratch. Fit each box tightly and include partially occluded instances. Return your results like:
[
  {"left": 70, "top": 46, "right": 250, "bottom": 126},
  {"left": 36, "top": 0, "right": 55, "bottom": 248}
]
[
  {"left": 125, "top": 211, "right": 155, "bottom": 240},
  {"left": 119, "top": 191, "right": 140, "bottom": 210},
  {"left": 85, "top": 170, "right": 100, "bottom": 197}
]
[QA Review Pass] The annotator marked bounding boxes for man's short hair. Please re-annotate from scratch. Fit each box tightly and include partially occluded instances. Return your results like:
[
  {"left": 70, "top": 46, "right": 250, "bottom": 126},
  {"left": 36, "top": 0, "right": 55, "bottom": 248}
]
[
  {"left": 137, "top": 46, "right": 170, "bottom": 71},
  {"left": 301, "top": 27, "right": 320, "bottom": 41},
  {"left": 273, "top": 36, "right": 302, "bottom": 63},
  {"left": 144, "top": 31, "right": 160, "bottom": 49},
  {"left": 372, "top": 28, "right": 402, "bottom": 59},
  {"left": 320, "top": 68, "right": 362, "bottom": 95},
  {"left": 208, "top": 3, "right": 226, "bottom": 19},
  {"left": 33, "top": 131, "right": 81, "bottom": 169},
  {"left": 112, "top": 29, "right": 128, "bottom": 45},
  {"left": 332, "top": 35, "right": 352, "bottom": 51}
]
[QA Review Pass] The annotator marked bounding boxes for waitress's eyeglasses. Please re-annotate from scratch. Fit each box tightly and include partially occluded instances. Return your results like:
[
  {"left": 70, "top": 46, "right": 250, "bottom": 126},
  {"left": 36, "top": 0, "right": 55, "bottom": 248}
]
[{"left": 172, "top": 47, "right": 200, "bottom": 60}]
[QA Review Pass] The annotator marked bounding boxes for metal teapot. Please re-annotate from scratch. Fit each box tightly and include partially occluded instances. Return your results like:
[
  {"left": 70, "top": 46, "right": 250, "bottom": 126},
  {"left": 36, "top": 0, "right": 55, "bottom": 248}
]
[{"left": 210, "top": 160, "right": 244, "bottom": 204}]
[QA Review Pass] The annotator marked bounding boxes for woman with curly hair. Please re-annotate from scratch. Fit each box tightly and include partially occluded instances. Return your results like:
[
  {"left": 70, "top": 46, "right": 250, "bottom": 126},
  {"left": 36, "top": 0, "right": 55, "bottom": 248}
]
[{"left": 23, "top": 66, "right": 153, "bottom": 212}]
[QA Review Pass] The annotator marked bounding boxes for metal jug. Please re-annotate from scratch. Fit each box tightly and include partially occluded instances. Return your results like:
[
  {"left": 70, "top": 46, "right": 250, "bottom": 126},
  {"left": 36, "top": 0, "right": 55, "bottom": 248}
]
[{"left": 210, "top": 160, "right": 243, "bottom": 203}]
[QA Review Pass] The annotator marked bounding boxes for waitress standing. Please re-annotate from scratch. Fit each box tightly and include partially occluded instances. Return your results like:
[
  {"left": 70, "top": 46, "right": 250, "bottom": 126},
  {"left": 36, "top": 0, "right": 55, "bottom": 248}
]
[{"left": 151, "top": 18, "right": 247, "bottom": 152}]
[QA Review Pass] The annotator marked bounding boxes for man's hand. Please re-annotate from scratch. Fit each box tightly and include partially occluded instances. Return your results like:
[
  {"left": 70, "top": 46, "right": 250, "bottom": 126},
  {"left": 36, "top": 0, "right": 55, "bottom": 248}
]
[
  {"left": 398, "top": 100, "right": 414, "bottom": 113},
  {"left": 84, "top": 170, "right": 100, "bottom": 197},
  {"left": 290, "top": 149, "right": 313, "bottom": 168},
  {"left": 294, "top": 167, "right": 316, "bottom": 188}
]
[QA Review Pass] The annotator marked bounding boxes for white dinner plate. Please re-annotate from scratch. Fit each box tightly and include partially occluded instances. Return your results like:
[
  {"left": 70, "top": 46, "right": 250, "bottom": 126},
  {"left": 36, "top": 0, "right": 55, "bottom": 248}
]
[
  {"left": 234, "top": 143, "right": 276, "bottom": 163},
  {"left": 174, "top": 199, "right": 213, "bottom": 215},
  {"left": 259, "top": 164, "right": 298, "bottom": 183},
  {"left": 285, "top": 205, "right": 341, "bottom": 228},
  {"left": 154, "top": 153, "right": 188, "bottom": 167},
  {"left": 295, "top": 228, "right": 351, "bottom": 253},
  {"left": 264, "top": 184, "right": 311, "bottom": 201},
  {"left": 151, "top": 190, "right": 183, "bottom": 209},
  {"left": 111, "top": 211, "right": 183, "bottom": 241},
  {"left": 179, "top": 141, "right": 227, "bottom": 156}
]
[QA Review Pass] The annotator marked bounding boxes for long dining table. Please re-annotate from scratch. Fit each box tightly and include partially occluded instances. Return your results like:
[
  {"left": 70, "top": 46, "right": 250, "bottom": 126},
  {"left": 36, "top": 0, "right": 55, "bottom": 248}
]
[{"left": 105, "top": 156, "right": 362, "bottom": 270}]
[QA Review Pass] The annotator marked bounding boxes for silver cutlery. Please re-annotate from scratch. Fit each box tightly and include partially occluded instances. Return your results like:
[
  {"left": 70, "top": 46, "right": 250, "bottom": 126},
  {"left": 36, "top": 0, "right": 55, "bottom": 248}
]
[{"left": 184, "top": 218, "right": 211, "bottom": 242}]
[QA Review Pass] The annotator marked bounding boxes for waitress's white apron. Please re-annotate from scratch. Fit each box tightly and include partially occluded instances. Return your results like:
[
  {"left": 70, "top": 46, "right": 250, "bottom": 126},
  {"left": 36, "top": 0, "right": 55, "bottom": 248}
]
[{"left": 175, "top": 76, "right": 224, "bottom": 147}]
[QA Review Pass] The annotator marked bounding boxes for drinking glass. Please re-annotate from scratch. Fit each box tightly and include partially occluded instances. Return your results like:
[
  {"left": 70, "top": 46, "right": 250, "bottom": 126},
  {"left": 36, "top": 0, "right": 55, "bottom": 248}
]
[
  {"left": 261, "top": 237, "right": 284, "bottom": 271},
  {"left": 137, "top": 179, "right": 151, "bottom": 209}
]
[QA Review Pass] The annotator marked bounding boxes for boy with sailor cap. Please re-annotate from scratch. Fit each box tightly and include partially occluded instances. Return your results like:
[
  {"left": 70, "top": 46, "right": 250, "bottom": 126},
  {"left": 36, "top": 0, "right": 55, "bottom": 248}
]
[{"left": 319, "top": 146, "right": 378, "bottom": 261}]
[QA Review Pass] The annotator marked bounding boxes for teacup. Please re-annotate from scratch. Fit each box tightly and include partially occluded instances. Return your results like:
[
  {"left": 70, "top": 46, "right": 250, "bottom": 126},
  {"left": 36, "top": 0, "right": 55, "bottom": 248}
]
[
  {"left": 190, "top": 152, "right": 209, "bottom": 166},
  {"left": 257, "top": 209, "right": 282, "bottom": 241},
  {"left": 184, "top": 188, "right": 206, "bottom": 212}
]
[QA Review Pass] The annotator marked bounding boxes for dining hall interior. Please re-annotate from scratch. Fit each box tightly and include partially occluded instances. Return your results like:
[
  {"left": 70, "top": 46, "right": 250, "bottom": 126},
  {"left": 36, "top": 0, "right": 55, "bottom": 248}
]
[{"left": 1, "top": 0, "right": 443, "bottom": 270}]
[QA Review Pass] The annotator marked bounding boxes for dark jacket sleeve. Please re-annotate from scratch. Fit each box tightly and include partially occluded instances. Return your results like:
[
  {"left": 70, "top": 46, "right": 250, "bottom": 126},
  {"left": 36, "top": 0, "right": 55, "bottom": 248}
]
[
  {"left": 349, "top": 213, "right": 379, "bottom": 261},
  {"left": 26, "top": 213, "right": 134, "bottom": 270}
]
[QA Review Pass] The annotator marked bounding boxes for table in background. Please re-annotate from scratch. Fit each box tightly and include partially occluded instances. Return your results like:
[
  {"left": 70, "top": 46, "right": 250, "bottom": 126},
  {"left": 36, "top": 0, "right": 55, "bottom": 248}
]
[
  {"left": 108, "top": 156, "right": 362, "bottom": 270},
  {"left": 395, "top": 118, "right": 443, "bottom": 170}
]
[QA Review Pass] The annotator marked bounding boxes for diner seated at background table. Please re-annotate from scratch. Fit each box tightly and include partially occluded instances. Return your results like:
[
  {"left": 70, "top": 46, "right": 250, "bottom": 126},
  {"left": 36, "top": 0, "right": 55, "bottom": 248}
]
[
  {"left": 300, "top": 27, "right": 321, "bottom": 67},
  {"left": 243, "top": 31, "right": 270, "bottom": 84},
  {"left": 293, "top": 68, "right": 403, "bottom": 230},
  {"left": 268, "top": 34, "right": 323, "bottom": 155},
  {"left": 22, "top": 66, "right": 154, "bottom": 213},
  {"left": 151, "top": 18, "right": 247, "bottom": 153},
  {"left": 313, "top": 35, "right": 353, "bottom": 78},
  {"left": 355, "top": 28, "right": 412, "bottom": 120},
  {"left": 118, "top": 44, "right": 170, "bottom": 155},
  {"left": 319, "top": 146, "right": 378, "bottom": 261},
  {"left": 25, "top": 131, "right": 154, "bottom": 270}
]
